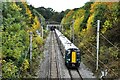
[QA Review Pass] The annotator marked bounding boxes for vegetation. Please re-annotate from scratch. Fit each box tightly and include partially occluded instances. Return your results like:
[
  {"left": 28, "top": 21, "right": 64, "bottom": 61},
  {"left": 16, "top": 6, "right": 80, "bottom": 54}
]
[
  {"left": 1, "top": 0, "right": 119, "bottom": 79},
  {"left": 35, "top": 7, "right": 67, "bottom": 22},
  {"left": 1, "top": 1, "right": 45, "bottom": 78},
  {"left": 61, "top": 2, "right": 120, "bottom": 78}
]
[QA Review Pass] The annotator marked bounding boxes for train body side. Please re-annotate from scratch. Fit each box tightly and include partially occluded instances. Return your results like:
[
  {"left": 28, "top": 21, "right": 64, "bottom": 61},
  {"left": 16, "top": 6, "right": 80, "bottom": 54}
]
[{"left": 55, "top": 29, "right": 81, "bottom": 68}]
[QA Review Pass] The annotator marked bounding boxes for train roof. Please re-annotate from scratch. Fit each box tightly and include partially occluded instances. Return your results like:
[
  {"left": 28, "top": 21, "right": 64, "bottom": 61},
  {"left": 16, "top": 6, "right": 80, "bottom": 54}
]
[
  {"left": 55, "top": 29, "right": 79, "bottom": 50},
  {"left": 55, "top": 29, "right": 63, "bottom": 37}
]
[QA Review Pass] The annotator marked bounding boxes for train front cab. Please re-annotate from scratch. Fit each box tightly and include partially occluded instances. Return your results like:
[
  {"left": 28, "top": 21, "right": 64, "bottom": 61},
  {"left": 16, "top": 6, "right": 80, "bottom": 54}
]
[{"left": 65, "top": 48, "right": 81, "bottom": 68}]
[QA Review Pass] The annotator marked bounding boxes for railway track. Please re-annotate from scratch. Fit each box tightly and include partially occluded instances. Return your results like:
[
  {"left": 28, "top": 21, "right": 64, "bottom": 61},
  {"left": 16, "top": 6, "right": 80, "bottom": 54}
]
[
  {"left": 47, "top": 32, "right": 52, "bottom": 78},
  {"left": 50, "top": 32, "right": 58, "bottom": 78},
  {"left": 50, "top": 31, "right": 83, "bottom": 79},
  {"left": 68, "top": 69, "right": 83, "bottom": 80},
  {"left": 39, "top": 31, "right": 83, "bottom": 79}
]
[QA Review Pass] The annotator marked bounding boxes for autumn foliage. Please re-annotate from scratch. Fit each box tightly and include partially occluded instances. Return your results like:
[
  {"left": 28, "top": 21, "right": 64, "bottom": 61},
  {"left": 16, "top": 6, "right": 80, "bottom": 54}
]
[{"left": 61, "top": 2, "right": 120, "bottom": 78}]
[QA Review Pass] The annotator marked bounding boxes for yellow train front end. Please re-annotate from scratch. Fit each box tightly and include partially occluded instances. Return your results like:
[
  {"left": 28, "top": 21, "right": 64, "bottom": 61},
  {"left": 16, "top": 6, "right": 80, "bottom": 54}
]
[{"left": 65, "top": 49, "right": 81, "bottom": 68}]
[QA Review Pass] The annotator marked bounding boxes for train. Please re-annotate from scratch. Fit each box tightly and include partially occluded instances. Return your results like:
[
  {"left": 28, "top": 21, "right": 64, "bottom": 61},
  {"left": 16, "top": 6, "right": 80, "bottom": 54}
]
[
  {"left": 50, "top": 26, "right": 56, "bottom": 31},
  {"left": 55, "top": 29, "right": 81, "bottom": 68}
]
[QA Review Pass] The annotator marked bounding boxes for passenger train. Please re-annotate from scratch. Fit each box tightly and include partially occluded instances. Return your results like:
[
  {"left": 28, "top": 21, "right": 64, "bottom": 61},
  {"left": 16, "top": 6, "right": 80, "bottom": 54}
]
[{"left": 55, "top": 29, "right": 81, "bottom": 68}]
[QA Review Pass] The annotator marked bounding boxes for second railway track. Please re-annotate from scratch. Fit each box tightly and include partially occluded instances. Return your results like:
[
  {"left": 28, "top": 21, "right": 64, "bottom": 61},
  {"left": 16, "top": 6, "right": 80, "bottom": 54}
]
[{"left": 49, "top": 31, "right": 60, "bottom": 79}]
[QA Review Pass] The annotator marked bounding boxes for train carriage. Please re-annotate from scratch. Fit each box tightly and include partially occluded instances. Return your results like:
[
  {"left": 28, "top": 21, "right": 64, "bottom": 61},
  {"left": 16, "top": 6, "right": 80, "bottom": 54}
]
[{"left": 55, "top": 29, "right": 81, "bottom": 68}]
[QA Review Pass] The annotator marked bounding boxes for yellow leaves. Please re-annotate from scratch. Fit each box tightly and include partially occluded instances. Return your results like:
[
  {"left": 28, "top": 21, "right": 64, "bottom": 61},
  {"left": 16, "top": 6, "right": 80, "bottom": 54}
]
[
  {"left": 101, "top": 20, "right": 112, "bottom": 34},
  {"left": 22, "top": 2, "right": 32, "bottom": 19},
  {"left": 73, "top": 15, "right": 75, "bottom": 19},
  {"left": 32, "top": 16, "right": 40, "bottom": 32},
  {"left": 21, "top": 59, "right": 29, "bottom": 71},
  {"left": 2, "top": 62, "right": 18, "bottom": 78},
  {"left": 35, "top": 36, "right": 43, "bottom": 46},
  {"left": 2, "top": 60, "right": 6, "bottom": 64},
  {"left": 84, "top": 14, "right": 95, "bottom": 37},
  {"left": 61, "top": 18, "right": 65, "bottom": 24},
  {"left": 73, "top": 9, "right": 85, "bottom": 19},
  {"left": 10, "top": 2, "right": 22, "bottom": 11},
  {"left": 73, "top": 8, "right": 85, "bottom": 35},
  {"left": 66, "top": 10, "right": 74, "bottom": 18},
  {"left": 13, "top": 48, "right": 21, "bottom": 60},
  {"left": 77, "top": 9, "right": 85, "bottom": 17},
  {"left": 90, "top": 2, "right": 101, "bottom": 13},
  {"left": 7, "top": 67, "right": 12, "bottom": 72},
  {"left": 26, "top": 8, "right": 32, "bottom": 19},
  {"left": 22, "top": 2, "right": 40, "bottom": 32},
  {"left": 74, "top": 16, "right": 84, "bottom": 35},
  {"left": 22, "top": 1, "right": 41, "bottom": 32},
  {"left": 90, "top": 2, "right": 112, "bottom": 13},
  {"left": 86, "top": 14, "right": 94, "bottom": 30},
  {"left": 82, "top": 29, "right": 86, "bottom": 32}
]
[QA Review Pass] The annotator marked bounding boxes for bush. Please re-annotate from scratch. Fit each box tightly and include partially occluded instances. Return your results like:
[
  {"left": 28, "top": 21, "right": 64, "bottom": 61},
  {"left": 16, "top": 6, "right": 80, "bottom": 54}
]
[{"left": 2, "top": 61, "right": 18, "bottom": 78}]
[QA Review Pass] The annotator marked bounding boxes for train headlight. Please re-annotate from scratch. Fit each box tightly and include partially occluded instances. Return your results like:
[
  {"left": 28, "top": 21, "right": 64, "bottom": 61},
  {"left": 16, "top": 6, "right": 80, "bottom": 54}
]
[
  {"left": 66, "top": 61, "right": 69, "bottom": 63},
  {"left": 67, "top": 59, "right": 70, "bottom": 61}
]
